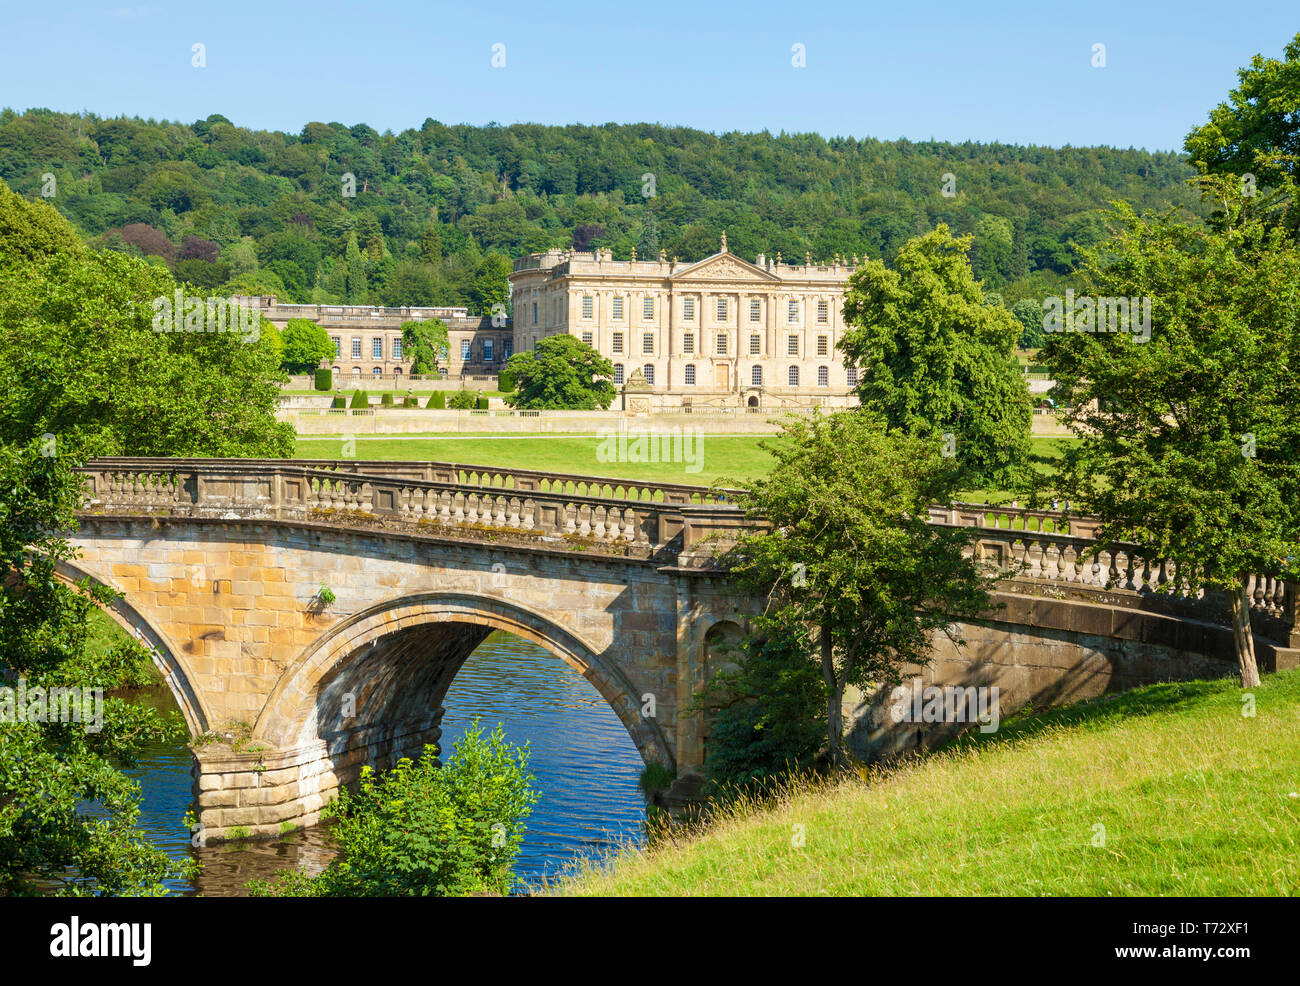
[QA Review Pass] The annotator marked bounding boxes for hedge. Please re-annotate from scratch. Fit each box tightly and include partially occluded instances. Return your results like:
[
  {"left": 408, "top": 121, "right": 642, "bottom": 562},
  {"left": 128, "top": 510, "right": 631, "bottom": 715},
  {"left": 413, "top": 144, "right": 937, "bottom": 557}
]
[
  {"left": 497, "top": 370, "right": 516, "bottom": 392},
  {"left": 476, "top": 396, "right": 489, "bottom": 410},
  {"left": 349, "top": 389, "right": 369, "bottom": 409},
  {"left": 380, "top": 392, "right": 395, "bottom": 407},
  {"left": 331, "top": 395, "right": 346, "bottom": 408},
  {"left": 314, "top": 368, "right": 333, "bottom": 391},
  {"left": 403, "top": 396, "right": 419, "bottom": 408},
  {"left": 427, "top": 392, "right": 446, "bottom": 409}
]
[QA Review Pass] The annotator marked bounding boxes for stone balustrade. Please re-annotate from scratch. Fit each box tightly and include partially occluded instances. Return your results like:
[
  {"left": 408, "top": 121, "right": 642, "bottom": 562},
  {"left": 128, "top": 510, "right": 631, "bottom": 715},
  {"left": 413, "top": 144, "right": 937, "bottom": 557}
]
[{"left": 75, "top": 458, "right": 1298, "bottom": 641}]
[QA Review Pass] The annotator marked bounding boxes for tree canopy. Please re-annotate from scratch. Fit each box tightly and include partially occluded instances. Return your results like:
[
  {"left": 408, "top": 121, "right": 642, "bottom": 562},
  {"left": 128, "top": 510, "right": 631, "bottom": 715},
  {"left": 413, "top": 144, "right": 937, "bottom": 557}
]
[{"left": 503, "top": 334, "right": 615, "bottom": 410}]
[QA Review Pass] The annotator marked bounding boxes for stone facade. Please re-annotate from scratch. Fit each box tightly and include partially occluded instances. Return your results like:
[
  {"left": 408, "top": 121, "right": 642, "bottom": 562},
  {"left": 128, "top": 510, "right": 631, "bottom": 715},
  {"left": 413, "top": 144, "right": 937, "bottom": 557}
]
[
  {"left": 236, "top": 296, "right": 513, "bottom": 379},
  {"left": 508, "top": 235, "right": 863, "bottom": 411}
]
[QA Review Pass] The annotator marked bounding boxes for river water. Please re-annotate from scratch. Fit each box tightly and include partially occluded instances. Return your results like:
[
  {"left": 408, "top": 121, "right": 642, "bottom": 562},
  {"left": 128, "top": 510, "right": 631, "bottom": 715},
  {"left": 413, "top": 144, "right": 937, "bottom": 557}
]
[{"left": 125, "top": 631, "right": 648, "bottom": 895}]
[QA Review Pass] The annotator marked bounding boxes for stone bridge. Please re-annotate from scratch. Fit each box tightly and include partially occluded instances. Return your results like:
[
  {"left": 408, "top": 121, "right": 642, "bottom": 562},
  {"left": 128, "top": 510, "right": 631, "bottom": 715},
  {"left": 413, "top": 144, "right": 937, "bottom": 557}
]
[{"left": 68, "top": 457, "right": 1300, "bottom": 841}]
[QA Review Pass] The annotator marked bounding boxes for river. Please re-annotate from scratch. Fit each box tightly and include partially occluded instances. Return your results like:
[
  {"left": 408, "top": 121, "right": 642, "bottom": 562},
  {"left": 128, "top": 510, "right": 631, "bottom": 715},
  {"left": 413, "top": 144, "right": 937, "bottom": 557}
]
[{"left": 124, "top": 631, "right": 648, "bottom": 895}]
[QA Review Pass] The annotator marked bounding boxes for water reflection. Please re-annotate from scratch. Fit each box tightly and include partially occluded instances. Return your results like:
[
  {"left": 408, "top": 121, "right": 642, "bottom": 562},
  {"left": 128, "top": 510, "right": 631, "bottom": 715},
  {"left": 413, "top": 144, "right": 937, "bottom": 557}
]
[{"left": 126, "top": 630, "right": 647, "bottom": 895}]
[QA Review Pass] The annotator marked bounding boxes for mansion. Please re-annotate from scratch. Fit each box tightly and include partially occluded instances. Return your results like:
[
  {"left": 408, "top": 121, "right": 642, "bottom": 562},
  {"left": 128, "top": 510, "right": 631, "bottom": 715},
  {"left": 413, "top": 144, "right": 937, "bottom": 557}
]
[
  {"left": 508, "top": 235, "right": 862, "bottom": 410},
  {"left": 236, "top": 297, "right": 512, "bottom": 379}
]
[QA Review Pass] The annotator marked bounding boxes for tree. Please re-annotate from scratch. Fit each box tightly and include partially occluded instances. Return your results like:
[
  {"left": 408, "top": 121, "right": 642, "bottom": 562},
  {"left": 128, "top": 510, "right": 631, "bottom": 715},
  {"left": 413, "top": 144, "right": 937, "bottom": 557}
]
[
  {"left": 280, "top": 318, "right": 334, "bottom": 374},
  {"left": 471, "top": 252, "right": 511, "bottom": 314},
  {"left": 1040, "top": 182, "right": 1300, "bottom": 688},
  {"left": 1011, "top": 298, "right": 1046, "bottom": 350},
  {"left": 1185, "top": 33, "right": 1300, "bottom": 182},
  {"left": 248, "top": 722, "right": 536, "bottom": 897},
  {"left": 504, "top": 335, "right": 615, "bottom": 410},
  {"left": 840, "top": 224, "right": 1033, "bottom": 489},
  {"left": 401, "top": 318, "right": 449, "bottom": 375},
  {"left": 0, "top": 179, "right": 293, "bottom": 459},
  {"left": 717, "top": 413, "right": 995, "bottom": 767},
  {"left": 0, "top": 440, "right": 193, "bottom": 895}
]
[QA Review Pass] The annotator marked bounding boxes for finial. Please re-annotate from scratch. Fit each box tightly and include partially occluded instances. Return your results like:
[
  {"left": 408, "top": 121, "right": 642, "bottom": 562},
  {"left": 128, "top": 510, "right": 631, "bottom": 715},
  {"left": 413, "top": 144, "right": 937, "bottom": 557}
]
[
  {"left": 658, "top": 249, "right": 666, "bottom": 262},
  {"left": 805, "top": 251, "right": 811, "bottom": 267},
  {"left": 776, "top": 251, "right": 782, "bottom": 264},
  {"left": 630, "top": 246, "right": 637, "bottom": 261},
  {"left": 720, "top": 230, "right": 727, "bottom": 253}
]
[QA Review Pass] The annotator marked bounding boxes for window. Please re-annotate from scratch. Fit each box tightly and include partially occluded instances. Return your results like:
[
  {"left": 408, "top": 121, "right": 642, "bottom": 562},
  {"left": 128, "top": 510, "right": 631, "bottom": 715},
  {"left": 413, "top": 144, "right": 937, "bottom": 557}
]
[
  {"left": 788, "top": 366, "right": 800, "bottom": 387},
  {"left": 642, "top": 333, "right": 654, "bottom": 355},
  {"left": 439, "top": 345, "right": 448, "bottom": 359},
  {"left": 749, "top": 298, "right": 761, "bottom": 322},
  {"left": 581, "top": 296, "right": 594, "bottom": 319},
  {"left": 788, "top": 300, "right": 799, "bottom": 323},
  {"left": 612, "top": 332, "right": 624, "bottom": 355},
  {"left": 372, "top": 338, "right": 383, "bottom": 359},
  {"left": 352, "top": 366, "right": 361, "bottom": 376},
  {"left": 751, "top": 365, "right": 763, "bottom": 385},
  {"left": 612, "top": 296, "right": 624, "bottom": 319},
  {"left": 817, "top": 300, "right": 829, "bottom": 324},
  {"left": 642, "top": 297, "right": 654, "bottom": 320},
  {"left": 394, "top": 367, "right": 402, "bottom": 376},
  {"left": 614, "top": 364, "right": 624, "bottom": 385},
  {"left": 716, "top": 333, "right": 728, "bottom": 356},
  {"left": 581, "top": 331, "right": 593, "bottom": 346},
  {"left": 532, "top": 302, "right": 538, "bottom": 325},
  {"left": 461, "top": 340, "right": 472, "bottom": 360},
  {"left": 393, "top": 338, "right": 403, "bottom": 360},
  {"left": 684, "top": 364, "right": 696, "bottom": 385},
  {"left": 847, "top": 367, "right": 858, "bottom": 386},
  {"left": 818, "top": 365, "right": 829, "bottom": 387},
  {"left": 817, "top": 336, "right": 828, "bottom": 356},
  {"left": 683, "top": 333, "right": 694, "bottom": 355},
  {"left": 503, "top": 339, "right": 513, "bottom": 359},
  {"left": 787, "top": 335, "right": 799, "bottom": 356},
  {"left": 643, "top": 364, "right": 655, "bottom": 385},
  {"left": 484, "top": 340, "right": 494, "bottom": 362},
  {"left": 351, "top": 338, "right": 362, "bottom": 359},
  {"left": 331, "top": 336, "right": 341, "bottom": 357},
  {"left": 372, "top": 367, "right": 383, "bottom": 377},
  {"left": 683, "top": 298, "right": 695, "bottom": 321},
  {"left": 749, "top": 334, "right": 761, "bottom": 355},
  {"left": 716, "top": 298, "right": 728, "bottom": 320}
]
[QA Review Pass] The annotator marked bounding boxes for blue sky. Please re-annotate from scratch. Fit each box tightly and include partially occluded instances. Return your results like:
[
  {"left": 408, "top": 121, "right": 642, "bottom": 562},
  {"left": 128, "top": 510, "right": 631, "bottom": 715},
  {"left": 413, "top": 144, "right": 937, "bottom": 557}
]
[{"left": 2, "top": 1, "right": 1295, "bottom": 150}]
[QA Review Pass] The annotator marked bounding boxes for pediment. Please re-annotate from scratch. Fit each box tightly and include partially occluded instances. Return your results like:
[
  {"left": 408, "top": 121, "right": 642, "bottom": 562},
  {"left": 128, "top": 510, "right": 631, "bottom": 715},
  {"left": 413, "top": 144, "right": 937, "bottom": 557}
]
[{"left": 670, "top": 252, "right": 779, "bottom": 282}]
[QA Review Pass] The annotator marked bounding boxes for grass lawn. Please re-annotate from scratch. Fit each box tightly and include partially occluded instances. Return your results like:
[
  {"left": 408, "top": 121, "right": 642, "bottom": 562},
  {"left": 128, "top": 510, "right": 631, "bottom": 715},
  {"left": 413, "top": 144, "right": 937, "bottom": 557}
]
[
  {"left": 294, "top": 433, "right": 1078, "bottom": 494},
  {"left": 555, "top": 670, "right": 1300, "bottom": 896},
  {"left": 294, "top": 434, "right": 777, "bottom": 488}
]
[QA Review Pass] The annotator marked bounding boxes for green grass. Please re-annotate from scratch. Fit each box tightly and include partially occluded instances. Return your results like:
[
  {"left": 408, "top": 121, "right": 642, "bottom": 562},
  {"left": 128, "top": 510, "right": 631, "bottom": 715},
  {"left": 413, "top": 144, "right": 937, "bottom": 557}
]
[
  {"left": 294, "top": 434, "right": 776, "bottom": 488},
  {"left": 294, "top": 433, "right": 1078, "bottom": 494},
  {"left": 554, "top": 670, "right": 1300, "bottom": 896}
]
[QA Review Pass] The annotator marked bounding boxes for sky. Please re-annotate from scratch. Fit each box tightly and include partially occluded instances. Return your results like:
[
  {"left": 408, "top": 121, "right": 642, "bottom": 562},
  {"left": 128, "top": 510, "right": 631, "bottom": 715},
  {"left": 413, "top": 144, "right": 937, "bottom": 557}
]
[{"left": 1, "top": 1, "right": 1296, "bottom": 151}]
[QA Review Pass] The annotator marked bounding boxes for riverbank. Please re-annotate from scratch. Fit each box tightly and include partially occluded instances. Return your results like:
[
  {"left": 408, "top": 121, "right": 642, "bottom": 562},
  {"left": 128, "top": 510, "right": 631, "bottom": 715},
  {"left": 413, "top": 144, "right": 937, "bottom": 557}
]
[{"left": 554, "top": 670, "right": 1300, "bottom": 896}]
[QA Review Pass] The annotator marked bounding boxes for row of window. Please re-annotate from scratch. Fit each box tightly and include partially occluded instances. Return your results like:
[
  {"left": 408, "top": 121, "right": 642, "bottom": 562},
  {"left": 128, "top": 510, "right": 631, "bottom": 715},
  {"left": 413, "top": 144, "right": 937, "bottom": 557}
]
[
  {"left": 606, "top": 332, "right": 835, "bottom": 357},
  {"left": 612, "top": 365, "right": 858, "bottom": 387},
  {"left": 331, "top": 337, "right": 512, "bottom": 362},
  {"left": 562, "top": 296, "right": 834, "bottom": 326}
]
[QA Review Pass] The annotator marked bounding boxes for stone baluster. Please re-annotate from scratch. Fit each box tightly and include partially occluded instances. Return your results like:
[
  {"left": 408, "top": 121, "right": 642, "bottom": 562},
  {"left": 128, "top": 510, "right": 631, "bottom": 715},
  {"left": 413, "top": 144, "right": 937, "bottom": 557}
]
[
  {"left": 1026, "top": 541, "right": 1044, "bottom": 580},
  {"left": 593, "top": 506, "right": 607, "bottom": 540},
  {"left": 452, "top": 493, "right": 466, "bottom": 525}
]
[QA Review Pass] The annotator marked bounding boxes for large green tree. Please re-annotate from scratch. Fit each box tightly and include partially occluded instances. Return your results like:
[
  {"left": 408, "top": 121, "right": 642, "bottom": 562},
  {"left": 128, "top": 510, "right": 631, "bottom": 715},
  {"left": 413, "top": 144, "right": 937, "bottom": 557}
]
[
  {"left": 1041, "top": 182, "right": 1300, "bottom": 688},
  {"left": 0, "top": 179, "right": 293, "bottom": 458},
  {"left": 840, "top": 224, "right": 1033, "bottom": 489},
  {"left": 401, "top": 318, "right": 449, "bottom": 375},
  {"left": 503, "top": 335, "right": 615, "bottom": 410},
  {"left": 718, "top": 413, "right": 996, "bottom": 767},
  {"left": 0, "top": 441, "right": 193, "bottom": 895},
  {"left": 280, "top": 318, "right": 334, "bottom": 374}
]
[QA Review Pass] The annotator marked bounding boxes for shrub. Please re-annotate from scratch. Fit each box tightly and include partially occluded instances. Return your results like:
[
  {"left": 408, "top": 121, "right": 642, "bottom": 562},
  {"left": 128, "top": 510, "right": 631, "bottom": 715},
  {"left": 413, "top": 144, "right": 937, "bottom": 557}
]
[
  {"left": 448, "top": 390, "right": 477, "bottom": 410},
  {"left": 331, "top": 395, "right": 346, "bottom": 409},
  {"left": 475, "top": 395, "right": 489, "bottom": 410},
  {"left": 349, "top": 389, "right": 369, "bottom": 409},
  {"left": 246, "top": 721, "right": 537, "bottom": 897},
  {"left": 497, "top": 369, "right": 516, "bottom": 392},
  {"left": 380, "top": 392, "right": 395, "bottom": 407},
  {"left": 403, "top": 396, "right": 418, "bottom": 408},
  {"left": 427, "top": 392, "right": 446, "bottom": 409},
  {"left": 314, "top": 367, "right": 333, "bottom": 391}
]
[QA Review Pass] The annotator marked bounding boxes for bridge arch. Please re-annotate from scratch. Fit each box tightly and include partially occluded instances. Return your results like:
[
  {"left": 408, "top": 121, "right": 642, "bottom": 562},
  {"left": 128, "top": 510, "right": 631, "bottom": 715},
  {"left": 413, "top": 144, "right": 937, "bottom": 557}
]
[
  {"left": 52, "top": 559, "right": 211, "bottom": 736},
  {"left": 255, "top": 590, "right": 674, "bottom": 770}
]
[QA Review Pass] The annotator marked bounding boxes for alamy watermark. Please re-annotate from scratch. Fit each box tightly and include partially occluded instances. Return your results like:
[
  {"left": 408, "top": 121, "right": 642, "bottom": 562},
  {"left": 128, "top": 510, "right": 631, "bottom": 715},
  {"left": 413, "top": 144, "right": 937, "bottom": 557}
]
[
  {"left": 0, "top": 678, "right": 103, "bottom": 733},
  {"left": 1043, "top": 290, "right": 1151, "bottom": 343},
  {"left": 151, "top": 291, "right": 261, "bottom": 343},
  {"left": 596, "top": 421, "right": 704, "bottom": 474},
  {"left": 888, "top": 680, "right": 1000, "bottom": 733}
]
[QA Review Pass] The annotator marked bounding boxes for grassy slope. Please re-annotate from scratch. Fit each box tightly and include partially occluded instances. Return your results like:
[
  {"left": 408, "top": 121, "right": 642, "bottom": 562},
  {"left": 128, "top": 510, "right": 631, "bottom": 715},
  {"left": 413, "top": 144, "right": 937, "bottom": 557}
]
[{"left": 557, "top": 671, "right": 1300, "bottom": 896}]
